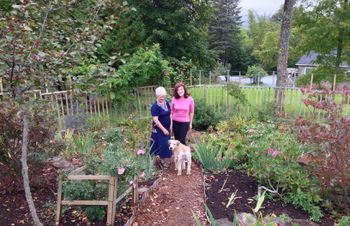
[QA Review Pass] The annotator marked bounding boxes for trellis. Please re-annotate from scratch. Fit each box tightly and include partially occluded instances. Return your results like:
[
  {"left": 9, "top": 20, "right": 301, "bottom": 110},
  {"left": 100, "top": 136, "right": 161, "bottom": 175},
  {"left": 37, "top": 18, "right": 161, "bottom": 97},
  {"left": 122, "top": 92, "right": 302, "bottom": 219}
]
[{"left": 55, "top": 175, "right": 139, "bottom": 226}]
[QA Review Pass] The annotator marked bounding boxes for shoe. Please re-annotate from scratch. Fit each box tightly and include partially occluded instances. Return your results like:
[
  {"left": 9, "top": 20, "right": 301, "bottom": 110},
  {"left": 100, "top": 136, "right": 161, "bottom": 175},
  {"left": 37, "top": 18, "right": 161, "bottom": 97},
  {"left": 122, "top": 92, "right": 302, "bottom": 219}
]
[{"left": 160, "top": 159, "right": 170, "bottom": 168}]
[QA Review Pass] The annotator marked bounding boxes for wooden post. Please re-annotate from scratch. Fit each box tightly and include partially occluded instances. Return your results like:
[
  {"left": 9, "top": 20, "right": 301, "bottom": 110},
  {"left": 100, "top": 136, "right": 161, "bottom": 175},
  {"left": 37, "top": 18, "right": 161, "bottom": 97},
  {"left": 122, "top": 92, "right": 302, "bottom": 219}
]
[
  {"left": 309, "top": 73, "right": 314, "bottom": 90},
  {"left": 111, "top": 177, "right": 118, "bottom": 226},
  {"left": 55, "top": 179, "right": 63, "bottom": 225},
  {"left": 133, "top": 176, "right": 139, "bottom": 207},
  {"left": 209, "top": 71, "right": 212, "bottom": 85},
  {"left": 199, "top": 70, "right": 202, "bottom": 85},
  {"left": 97, "top": 97, "right": 101, "bottom": 117},
  {"left": 226, "top": 85, "right": 229, "bottom": 115},
  {"left": 107, "top": 177, "right": 114, "bottom": 226},
  {"left": 333, "top": 74, "right": 337, "bottom": 91},
  {"left": 226, "top": 70, "right": 229, "bottom": 83},
  {"left": 64, "top": 92, "right": 70, "bottom": 116},
  {"left": 0, "top": 77, "right": 3, "bottom": 93},
  {"left": 190, "top": 70, "right": 193, "bottom": 86}
]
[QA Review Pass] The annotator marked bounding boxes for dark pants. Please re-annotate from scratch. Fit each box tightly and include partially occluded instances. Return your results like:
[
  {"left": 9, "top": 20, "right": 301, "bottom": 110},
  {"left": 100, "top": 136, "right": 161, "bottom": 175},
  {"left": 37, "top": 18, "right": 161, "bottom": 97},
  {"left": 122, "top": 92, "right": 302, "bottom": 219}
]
[{"left": 172, "top": 120, "right": 190, "bottom": 145}]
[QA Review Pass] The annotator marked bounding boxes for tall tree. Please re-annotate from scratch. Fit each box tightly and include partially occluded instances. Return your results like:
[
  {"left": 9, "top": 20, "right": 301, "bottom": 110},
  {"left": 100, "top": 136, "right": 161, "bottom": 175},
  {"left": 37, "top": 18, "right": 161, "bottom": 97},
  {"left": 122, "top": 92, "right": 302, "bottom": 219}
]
[
  {"left": 276, "top": 0, "right": 297, "bottom": 112},
  {"left": 294, "top": 0, "right": 350, "bottom": 67},
  {"left": 208, "top": 0, "right": 242, "bottom": 68},
  {"left": 247, "top": 10, "right": 280, "bottom": 70},
  {"left": 125, "top": 0, "right": 216, "bottom": 68}
]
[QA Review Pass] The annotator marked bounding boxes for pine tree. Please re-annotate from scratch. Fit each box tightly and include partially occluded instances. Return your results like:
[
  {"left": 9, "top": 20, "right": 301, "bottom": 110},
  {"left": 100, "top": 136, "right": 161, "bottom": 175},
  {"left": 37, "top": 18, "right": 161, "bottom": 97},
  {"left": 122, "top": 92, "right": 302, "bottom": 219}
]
[{"left": 208, "top": 0, "right": 242, "bottom": 68}]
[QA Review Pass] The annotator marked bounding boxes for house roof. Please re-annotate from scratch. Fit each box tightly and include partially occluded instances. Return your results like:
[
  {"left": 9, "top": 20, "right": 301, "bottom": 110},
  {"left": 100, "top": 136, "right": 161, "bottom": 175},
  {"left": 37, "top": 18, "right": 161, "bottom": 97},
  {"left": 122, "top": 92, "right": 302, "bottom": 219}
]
[
  {"left": 296, "top": 51, "right": 318, "bottom": 66},
  {"left": 296, "top": 51, "right": 350, "bottom": 68}
]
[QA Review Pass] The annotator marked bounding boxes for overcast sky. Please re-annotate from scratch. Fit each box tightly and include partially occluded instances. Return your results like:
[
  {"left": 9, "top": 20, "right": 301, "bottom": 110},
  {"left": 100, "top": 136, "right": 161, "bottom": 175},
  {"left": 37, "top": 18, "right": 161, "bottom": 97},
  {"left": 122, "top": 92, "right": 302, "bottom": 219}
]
[{"left": 239, "top": 0, "right": 285, "bottom": 17}]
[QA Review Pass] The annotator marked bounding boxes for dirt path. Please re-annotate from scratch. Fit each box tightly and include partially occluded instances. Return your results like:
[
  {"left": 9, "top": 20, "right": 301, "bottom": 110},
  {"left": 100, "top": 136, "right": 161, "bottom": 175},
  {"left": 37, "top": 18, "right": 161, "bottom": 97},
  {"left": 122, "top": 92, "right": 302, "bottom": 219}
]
[{"left": 133, "top": 163, "right": 208, "bottom": 226}]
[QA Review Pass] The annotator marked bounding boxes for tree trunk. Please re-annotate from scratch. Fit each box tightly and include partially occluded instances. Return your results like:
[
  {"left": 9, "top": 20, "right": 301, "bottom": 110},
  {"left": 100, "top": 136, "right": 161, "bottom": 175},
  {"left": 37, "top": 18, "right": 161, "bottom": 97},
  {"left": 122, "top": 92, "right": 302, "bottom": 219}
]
[
  {"left": 21, "top": 112, "right": 43, "bottom": 226},
  {"left": 276, "top": 0, "right": 296, "bottom": 113},
  {"left": 335, "top": 0, "right": 349, "bottom": 67}
]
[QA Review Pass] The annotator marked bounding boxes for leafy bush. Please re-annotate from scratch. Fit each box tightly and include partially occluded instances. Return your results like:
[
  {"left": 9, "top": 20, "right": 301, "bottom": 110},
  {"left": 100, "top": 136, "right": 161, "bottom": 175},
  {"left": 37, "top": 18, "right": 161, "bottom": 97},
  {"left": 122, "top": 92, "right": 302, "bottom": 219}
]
[
  {"left": 226, "top": 82, "right": 247, "bottom": 111},
  {"left": 105, "top": 44, "right": 173, "bottom": 103},
  {"left": 246, "top": 65, "right": 268, "bottom": 84},
  {"left": 0, "top": 98, "right": 58, "bottom": 175},
  {"left": 63, "top": 180, "right": 107, "bottom": 221},
  {"left": 193, "top": 98, "right": 225, "bottom": 130},
  {"left": 242, "top": 122, "right": 323, "bottom": 221},
  {"left": 296, "top": 66, "right": 350, "bottom": 87},
  {"left": 296, "top": 82, "right": 350, "bottom": 211},
  {"left": 168, "top": 57, "right": 196, "bottom": 86}
]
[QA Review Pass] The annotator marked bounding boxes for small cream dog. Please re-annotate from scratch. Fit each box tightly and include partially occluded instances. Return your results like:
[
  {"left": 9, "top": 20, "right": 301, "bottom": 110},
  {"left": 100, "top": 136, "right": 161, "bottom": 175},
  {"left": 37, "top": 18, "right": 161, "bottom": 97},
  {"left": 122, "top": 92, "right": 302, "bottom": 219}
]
[{"left": 168, "top": 139, "right": 192, "bottom": 176}]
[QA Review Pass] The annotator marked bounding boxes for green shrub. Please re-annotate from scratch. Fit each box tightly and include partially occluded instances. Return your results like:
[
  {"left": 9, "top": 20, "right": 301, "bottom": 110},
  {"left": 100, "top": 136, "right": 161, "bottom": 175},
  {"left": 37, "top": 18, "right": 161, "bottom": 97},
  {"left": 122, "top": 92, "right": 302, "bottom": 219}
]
[
  {"left": 105, "top": 44, "right": 173, "bottom": 103},
  {"left": 193, "top": 98, "right": 225, "bottom": 131},
  {"left": 338, "top": 216, "right": 350, "bottom": 226},
  {"left": 63, "top": 181, "right": 108, "bottom": 221},
  {"left": 0, "top": 98, "right": 58, "bottom": 175},
  {"left": 246, "top": 65, "right": 268, "bottom": 84},
  {"left": 296, "top": 66, "right": 350, "bottom": 87},
  {"left": 243, "top": 124, "right": 322, "bottom": 221}
]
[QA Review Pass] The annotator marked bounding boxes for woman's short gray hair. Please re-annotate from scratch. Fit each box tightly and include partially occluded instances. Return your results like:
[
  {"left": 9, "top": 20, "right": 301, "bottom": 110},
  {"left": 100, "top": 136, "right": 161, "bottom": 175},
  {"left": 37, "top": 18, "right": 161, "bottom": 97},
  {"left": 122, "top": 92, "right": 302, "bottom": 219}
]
[{"left": 155, "top": 86, "right": 167, "bottom": 96}]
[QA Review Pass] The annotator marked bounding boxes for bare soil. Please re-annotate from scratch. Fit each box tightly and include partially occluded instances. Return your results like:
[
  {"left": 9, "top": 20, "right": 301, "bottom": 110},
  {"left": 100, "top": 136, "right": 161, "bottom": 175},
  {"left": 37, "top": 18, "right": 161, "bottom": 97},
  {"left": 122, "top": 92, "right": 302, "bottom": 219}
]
[{"left": 205, "top": 169, "right": 335, "bottom": 226}]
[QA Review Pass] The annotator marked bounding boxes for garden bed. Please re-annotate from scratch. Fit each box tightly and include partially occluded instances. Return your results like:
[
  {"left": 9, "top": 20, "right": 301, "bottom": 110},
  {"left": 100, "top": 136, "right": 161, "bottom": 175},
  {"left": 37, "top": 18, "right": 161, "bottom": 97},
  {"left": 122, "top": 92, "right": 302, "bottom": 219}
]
[
  {"left": 205, "top": 169, "right": 335, "bottom": 226},
  {"left": 0, "top": 162, "right": 161, "bottom": 226}
]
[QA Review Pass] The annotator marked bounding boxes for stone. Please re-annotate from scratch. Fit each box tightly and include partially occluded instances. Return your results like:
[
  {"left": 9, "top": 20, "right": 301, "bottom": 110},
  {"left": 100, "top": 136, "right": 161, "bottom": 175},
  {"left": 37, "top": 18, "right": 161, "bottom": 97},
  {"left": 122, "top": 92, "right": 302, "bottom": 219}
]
[
  {"left": 216, "top": 218, "right": 232, "bottom": 226},
  {"left": 237, "top": 212, "right": 257, "bottom": 226},
  {"left": 46, "top": 156, "right": 75, "bottom": 171}
]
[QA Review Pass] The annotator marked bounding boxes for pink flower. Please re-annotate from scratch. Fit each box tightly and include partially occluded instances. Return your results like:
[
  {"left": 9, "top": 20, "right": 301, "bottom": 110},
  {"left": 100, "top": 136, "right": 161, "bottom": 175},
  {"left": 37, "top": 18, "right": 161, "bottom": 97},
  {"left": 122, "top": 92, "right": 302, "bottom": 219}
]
[
  {"left": 248, "top": 129, "right": 255, "bottom": 135},
  {"left": 268, "top": 147, "right": 280, "bottom": 158},
  {"left": 137, "top": 149, "right": 145, "bottom": 155},
  {"left": 117, "top": 167, "right": 125, "bottom": 175},
  {"left": 140, "top": 171, "right": 146, "bottom": 178}
]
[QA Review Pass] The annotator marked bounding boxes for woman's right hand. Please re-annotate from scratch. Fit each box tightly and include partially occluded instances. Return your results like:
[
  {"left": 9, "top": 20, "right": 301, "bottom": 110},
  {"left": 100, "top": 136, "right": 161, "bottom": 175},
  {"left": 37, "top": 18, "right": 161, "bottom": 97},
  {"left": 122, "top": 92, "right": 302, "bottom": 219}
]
[{"left": 163, "top": 129, "right": 169, "bottom": 135}]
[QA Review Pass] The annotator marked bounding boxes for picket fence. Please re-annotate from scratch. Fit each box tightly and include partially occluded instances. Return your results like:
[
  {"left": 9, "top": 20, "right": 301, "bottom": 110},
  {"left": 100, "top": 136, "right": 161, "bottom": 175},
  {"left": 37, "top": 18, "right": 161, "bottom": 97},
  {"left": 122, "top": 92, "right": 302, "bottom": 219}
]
[{"left": 1, "top": 83, "right": 349, "bottom": 129}]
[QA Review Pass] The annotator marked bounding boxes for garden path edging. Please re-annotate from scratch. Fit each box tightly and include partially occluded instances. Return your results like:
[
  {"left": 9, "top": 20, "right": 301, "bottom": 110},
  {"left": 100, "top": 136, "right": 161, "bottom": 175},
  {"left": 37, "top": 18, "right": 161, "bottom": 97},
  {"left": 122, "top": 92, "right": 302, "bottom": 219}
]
[{"left": 123, "top": 176, "right": 162, "bottom": 226}]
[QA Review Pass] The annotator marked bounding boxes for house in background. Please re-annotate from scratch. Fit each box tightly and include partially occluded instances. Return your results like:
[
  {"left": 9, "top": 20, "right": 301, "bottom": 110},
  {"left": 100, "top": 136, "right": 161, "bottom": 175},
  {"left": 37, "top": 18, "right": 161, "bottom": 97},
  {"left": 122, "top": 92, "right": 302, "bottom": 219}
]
[{"left": 296, "top": 50, "right": 350, "bottom": 76}]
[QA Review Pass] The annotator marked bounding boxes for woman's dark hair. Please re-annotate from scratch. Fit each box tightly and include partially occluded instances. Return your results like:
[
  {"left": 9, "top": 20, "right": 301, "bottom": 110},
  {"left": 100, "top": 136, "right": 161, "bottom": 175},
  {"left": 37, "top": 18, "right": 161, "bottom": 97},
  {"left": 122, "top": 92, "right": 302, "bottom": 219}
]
[{"left": 173, "top": 82, "right": 190, "bottom": 99}]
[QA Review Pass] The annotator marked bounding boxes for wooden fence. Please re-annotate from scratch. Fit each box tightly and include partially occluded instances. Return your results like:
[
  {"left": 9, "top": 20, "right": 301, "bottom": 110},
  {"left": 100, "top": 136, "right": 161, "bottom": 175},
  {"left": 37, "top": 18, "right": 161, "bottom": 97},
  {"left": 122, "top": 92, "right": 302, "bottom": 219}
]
[
  {"left": 2, "top": 83, "right": 349, "bottom": 128},
  {"left": 135, "top": 84, "right": 350, "bottom": 119},
  {"left": 0, "top": 89, "right": 111, "bottom": 129}
]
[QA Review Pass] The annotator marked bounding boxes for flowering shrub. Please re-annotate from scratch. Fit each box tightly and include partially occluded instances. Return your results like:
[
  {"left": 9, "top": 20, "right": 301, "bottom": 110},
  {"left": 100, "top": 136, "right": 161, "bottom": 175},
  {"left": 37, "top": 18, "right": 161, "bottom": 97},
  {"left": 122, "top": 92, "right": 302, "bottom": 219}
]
[
  {"left": 245, "top": 128, "right": 322, "bottom": 221},
  {"left": 297, "top": 82, "right": 350, "bottom": 211}
]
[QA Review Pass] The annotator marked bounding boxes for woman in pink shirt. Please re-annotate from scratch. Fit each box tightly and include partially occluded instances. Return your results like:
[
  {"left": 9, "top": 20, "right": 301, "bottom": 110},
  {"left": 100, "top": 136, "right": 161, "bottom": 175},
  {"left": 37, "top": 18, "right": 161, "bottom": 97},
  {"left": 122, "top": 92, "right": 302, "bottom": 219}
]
[{"left": 171, "top": 82, "right": 195, "bottom": 145}]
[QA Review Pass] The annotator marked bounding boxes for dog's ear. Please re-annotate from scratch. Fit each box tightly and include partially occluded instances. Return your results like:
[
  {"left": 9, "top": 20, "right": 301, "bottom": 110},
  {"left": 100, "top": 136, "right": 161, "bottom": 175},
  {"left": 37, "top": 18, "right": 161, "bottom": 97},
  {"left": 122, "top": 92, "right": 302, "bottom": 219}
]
[{"left": 176, "top": 140, "right": 180, "bottom": 146}]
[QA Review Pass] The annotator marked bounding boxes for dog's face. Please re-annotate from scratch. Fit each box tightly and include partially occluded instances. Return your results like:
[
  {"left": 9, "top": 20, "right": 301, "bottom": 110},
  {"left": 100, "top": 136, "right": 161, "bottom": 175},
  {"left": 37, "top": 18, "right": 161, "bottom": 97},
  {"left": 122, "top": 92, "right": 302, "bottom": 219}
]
[{"left": 168, "top": 139, "right": 180, "bottom": 150}]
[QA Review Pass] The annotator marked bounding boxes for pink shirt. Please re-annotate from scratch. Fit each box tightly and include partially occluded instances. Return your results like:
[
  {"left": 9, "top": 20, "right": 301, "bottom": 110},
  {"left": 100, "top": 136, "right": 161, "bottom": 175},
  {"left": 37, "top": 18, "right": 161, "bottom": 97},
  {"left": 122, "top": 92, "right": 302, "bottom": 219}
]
[{"left": 171, "top": 96, "right": 194, "bottom": 122}]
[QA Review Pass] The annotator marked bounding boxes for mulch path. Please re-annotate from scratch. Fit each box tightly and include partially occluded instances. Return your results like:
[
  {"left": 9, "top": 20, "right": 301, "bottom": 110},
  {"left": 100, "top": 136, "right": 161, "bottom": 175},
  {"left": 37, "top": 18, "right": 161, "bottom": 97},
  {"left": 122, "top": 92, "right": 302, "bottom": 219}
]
[
  {"left": 205, "top": 169, "right": 335, "bottom": 226},
  {"left": 133, "top": 163, "right": 208, "bottom": 226}
]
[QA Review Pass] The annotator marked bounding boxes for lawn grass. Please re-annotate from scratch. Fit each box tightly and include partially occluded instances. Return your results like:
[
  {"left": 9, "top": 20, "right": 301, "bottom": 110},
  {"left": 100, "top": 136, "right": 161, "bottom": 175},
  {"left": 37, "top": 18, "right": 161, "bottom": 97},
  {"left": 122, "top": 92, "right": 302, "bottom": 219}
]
[{"left": 135, "top": 85, "right": 350, "bottom": 119}]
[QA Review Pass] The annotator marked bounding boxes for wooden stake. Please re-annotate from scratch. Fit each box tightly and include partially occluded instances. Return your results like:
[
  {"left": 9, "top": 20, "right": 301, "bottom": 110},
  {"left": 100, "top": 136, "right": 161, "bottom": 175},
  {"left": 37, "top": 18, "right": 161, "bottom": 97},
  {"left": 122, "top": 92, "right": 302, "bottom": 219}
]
[
  {"left": 0, "top": 77, "right": 3, "bottom": 93},
  {"left": 309, "top": 74, "right": 314, "bottom": 90},
  {"left": 55, "top": 179, "right": 63, "bottom": 225}
]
